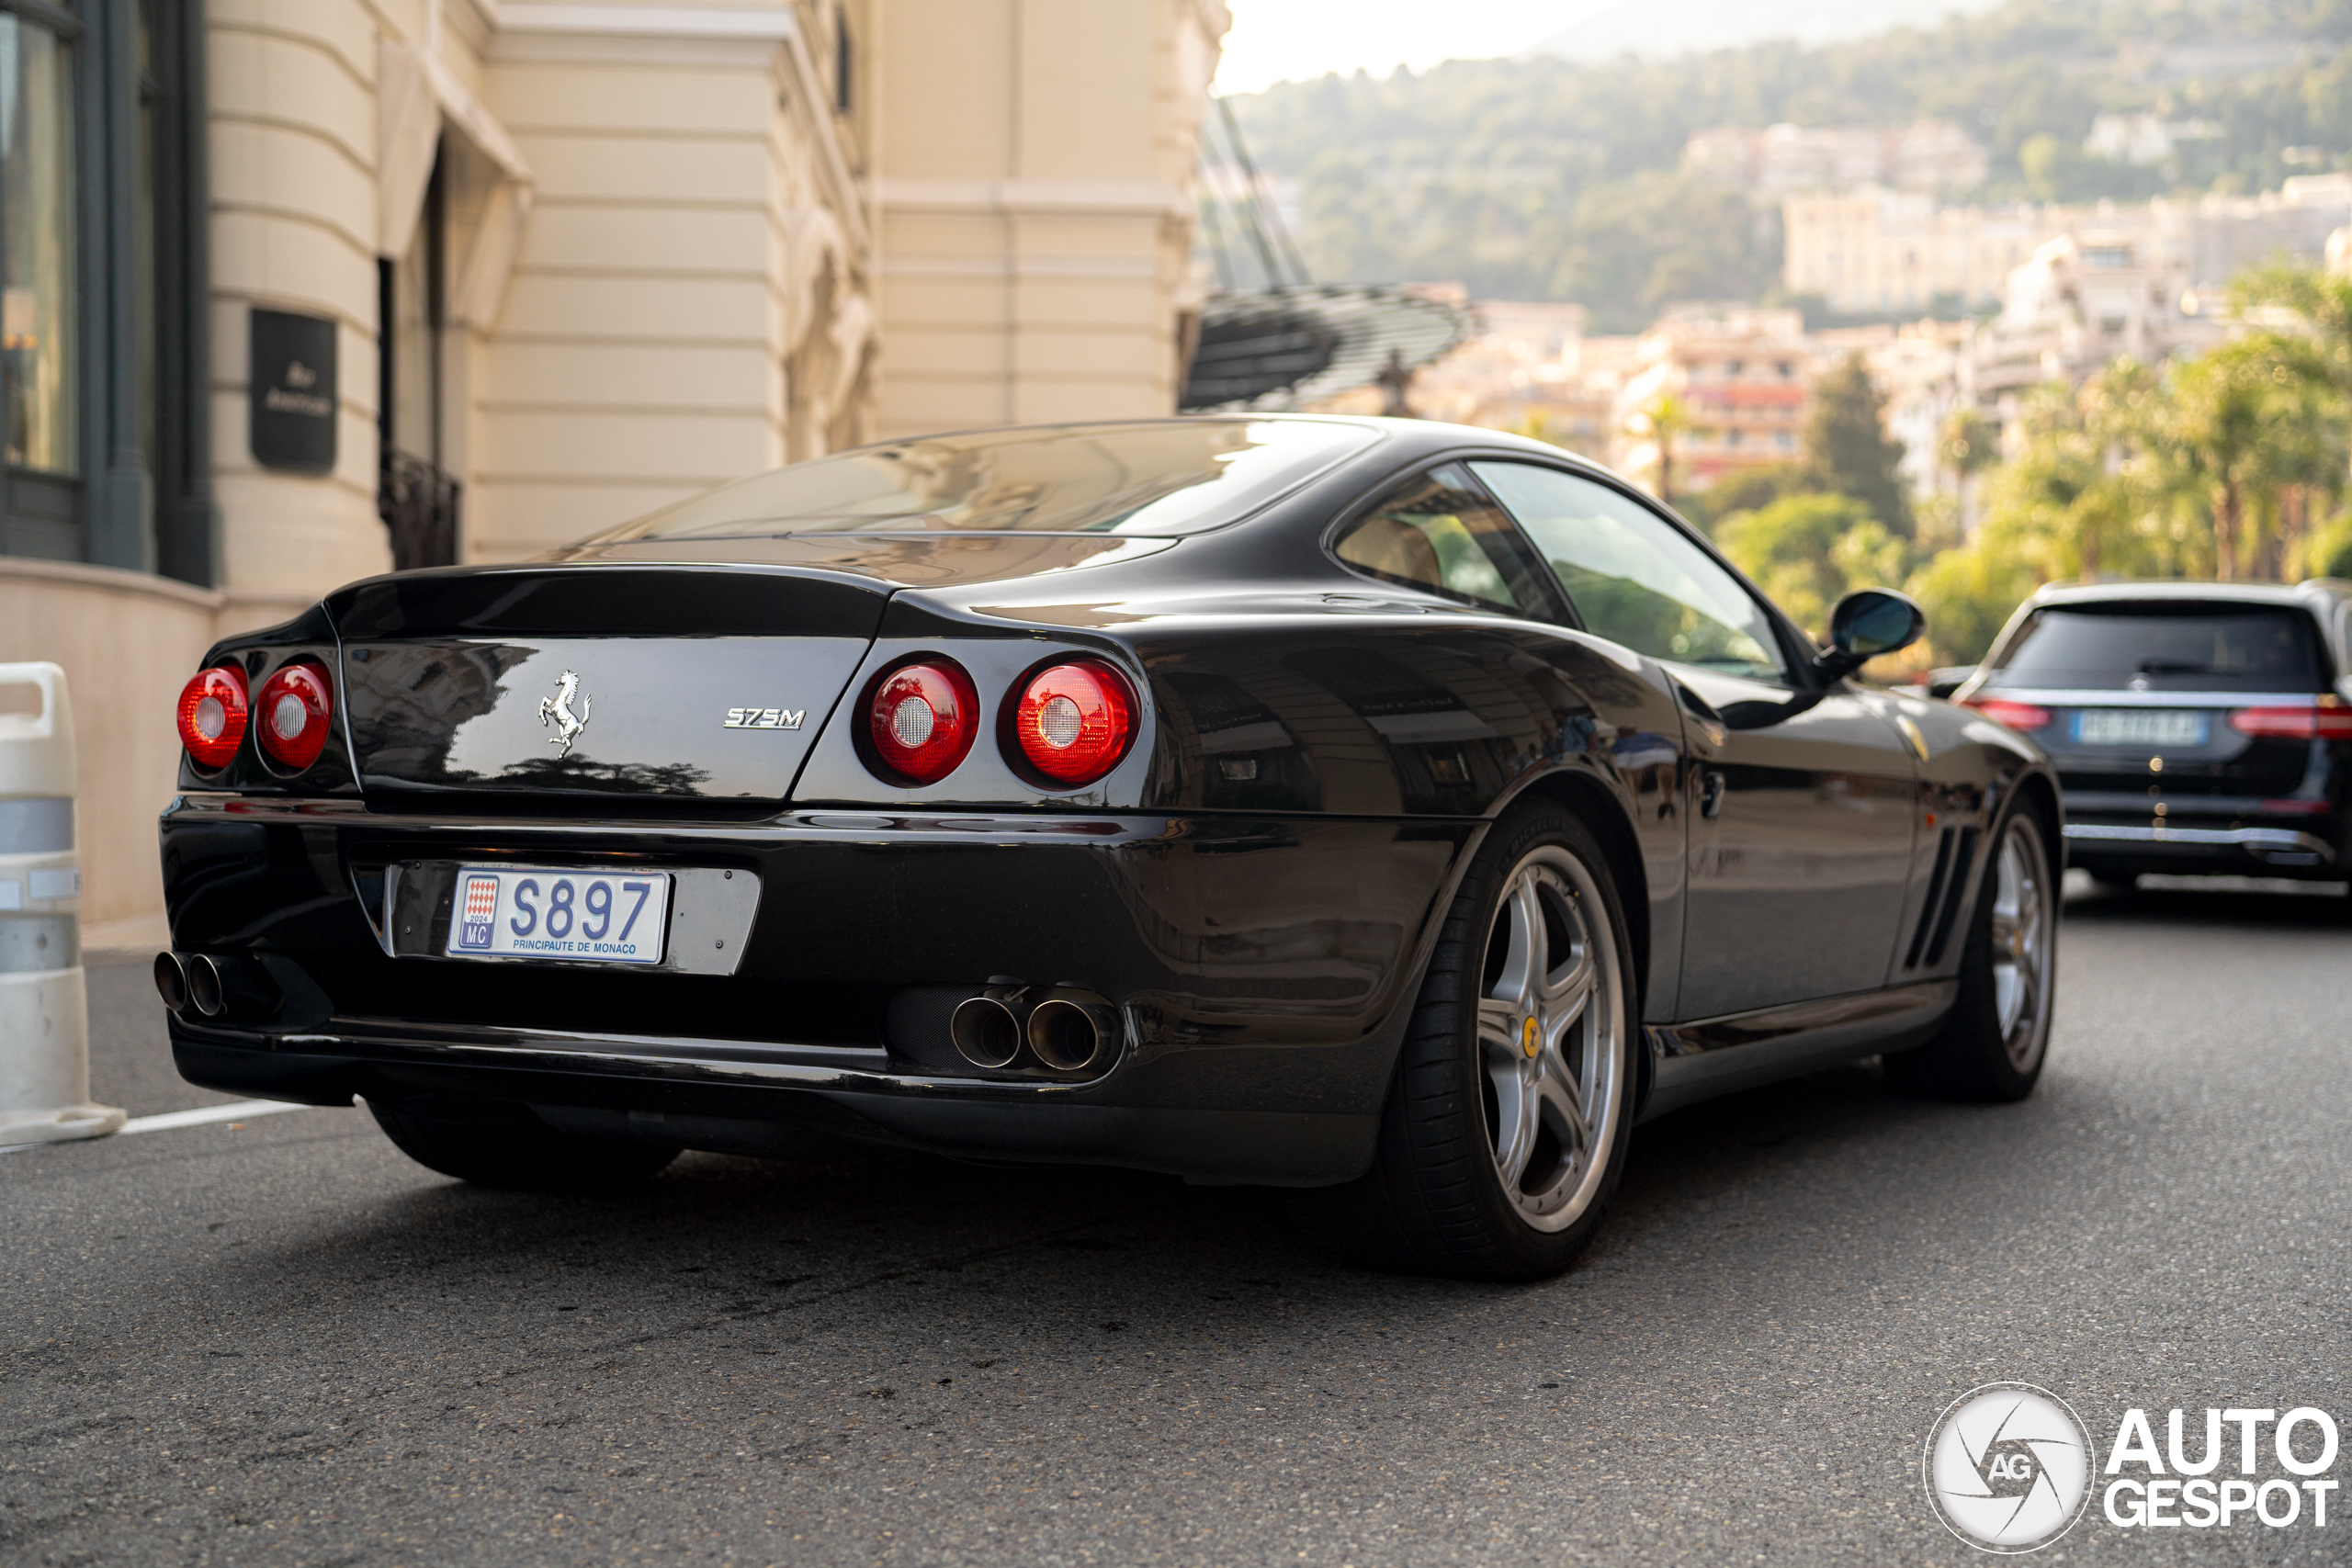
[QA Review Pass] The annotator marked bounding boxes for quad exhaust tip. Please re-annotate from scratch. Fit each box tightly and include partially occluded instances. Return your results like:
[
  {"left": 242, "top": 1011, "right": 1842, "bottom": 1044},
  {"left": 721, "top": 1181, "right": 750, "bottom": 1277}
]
[
  {"left": 947, "top": 985, "right": 1118, "bottom": 1074},
  {"left": 949, "top": 994, "right": 1024, "bottom": 1069},
  {"left": 1027, "top": 996, "right": 1116, "bottom": 1073},
  {"left": 153, "top": 951, "right": 190, "bottom": 1014},
  {"left": 187, "top": 954, "right": 228, "bottom": 1018},
  {"left": 157, "top": 951, "right": 275, "bottom": 1021}
]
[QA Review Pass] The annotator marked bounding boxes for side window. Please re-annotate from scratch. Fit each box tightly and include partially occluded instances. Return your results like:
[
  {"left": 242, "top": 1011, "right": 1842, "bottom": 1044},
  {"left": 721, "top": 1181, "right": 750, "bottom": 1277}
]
[
  {"left": 1470, "top": 461, "right": 1788, "bottom": 682},
  {"left": 1333, "top": 465, "right": 1549, "bottom": 614}
]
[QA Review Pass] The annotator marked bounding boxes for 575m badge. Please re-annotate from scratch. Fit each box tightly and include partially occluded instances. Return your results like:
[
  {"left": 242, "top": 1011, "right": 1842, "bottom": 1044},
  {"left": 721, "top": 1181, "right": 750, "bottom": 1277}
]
[{"left": 723, "top": 706, "right": 805, "bottom": 730}]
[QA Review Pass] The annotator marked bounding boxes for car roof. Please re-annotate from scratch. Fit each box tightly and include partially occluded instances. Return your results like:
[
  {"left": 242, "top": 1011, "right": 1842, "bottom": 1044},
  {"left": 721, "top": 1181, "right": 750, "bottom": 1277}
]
[
  {"left": 2022, "top": 579, "right": 2352, "bottom": 612},
  {"left": 815, "top": 412, "right": 1610, "bottom": 479}
]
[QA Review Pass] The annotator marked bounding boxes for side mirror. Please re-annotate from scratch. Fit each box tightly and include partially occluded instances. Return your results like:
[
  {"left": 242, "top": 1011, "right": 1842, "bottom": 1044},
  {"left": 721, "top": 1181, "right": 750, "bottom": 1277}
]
[{"left": 1815, "top": 588, "right": 1926, "bottom": 682}]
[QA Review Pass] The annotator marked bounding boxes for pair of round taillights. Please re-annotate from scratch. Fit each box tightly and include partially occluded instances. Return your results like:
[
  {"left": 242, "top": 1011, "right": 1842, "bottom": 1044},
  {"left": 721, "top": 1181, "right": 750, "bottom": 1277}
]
[
  {"left": 867, "top": 658, "right": 1136, "bottom": 787},
  {"left": 175, "top": 662, "right": 334, "bottom": 772}
]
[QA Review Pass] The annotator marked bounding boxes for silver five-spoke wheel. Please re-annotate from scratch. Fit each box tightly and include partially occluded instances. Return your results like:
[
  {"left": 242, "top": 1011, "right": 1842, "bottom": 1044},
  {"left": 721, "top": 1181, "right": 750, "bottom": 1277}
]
[
  {"left": 1988, "top": 816, "right": 2052, "bottom": 1073},
  {"left": 1475, "top": 846, "right": 1624, "bottom": 1233}
]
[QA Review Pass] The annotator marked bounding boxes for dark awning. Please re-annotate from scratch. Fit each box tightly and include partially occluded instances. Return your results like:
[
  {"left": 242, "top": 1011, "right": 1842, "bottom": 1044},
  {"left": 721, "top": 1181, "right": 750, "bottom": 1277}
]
[{"left": 1182, "top": 286, "right": 1471, "bottom": 412}]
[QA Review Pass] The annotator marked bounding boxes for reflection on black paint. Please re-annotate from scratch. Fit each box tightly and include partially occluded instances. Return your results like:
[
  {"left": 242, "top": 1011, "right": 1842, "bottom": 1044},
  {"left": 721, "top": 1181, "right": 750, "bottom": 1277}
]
[
  {"left": 344, "top": 643, "right": 532, "bottom": 787},
  {"left": 1285, "top": 647, "right": 1509, "bottom": 815},
  {"left": 1161, "top": 670, "right": 1321, "bottom": 812}
]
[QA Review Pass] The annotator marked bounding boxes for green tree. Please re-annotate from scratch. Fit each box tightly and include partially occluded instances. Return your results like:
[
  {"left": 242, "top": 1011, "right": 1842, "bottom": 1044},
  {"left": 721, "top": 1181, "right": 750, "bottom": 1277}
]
[
  {"left": 1905, "top": 536, "right": 2041, "bottom": 665},
  {"left": 1688, "top": 463, "right": 1804, "bottom": 533},
  {"left": 1803, "top": 354, "right": 1913, "bottom": 538},
  {"left": 2160, "top": 335, "right": 2340, "bottom": 581},
  {"left": 2303, "top": 509, "right": 2352, "bottom": 579},
  {"left": 1972, "top": 363, "right": 2165, "bottom": 583},
  {"left": 1717, "top": 492, "right": 1909, "bottom": 638},
  {"left": 2231, "top": 264, "right": 2352, "bottom": 392},
  {"left": 1549, "top": 174, "right": 1771, "bottom": 332}
]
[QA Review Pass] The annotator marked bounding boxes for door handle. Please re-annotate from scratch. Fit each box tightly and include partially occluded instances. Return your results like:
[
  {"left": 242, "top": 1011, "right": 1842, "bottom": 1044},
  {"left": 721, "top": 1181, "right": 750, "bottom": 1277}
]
[{"left": 1700, "top": 769, "right": 1726, "bottom": 819}]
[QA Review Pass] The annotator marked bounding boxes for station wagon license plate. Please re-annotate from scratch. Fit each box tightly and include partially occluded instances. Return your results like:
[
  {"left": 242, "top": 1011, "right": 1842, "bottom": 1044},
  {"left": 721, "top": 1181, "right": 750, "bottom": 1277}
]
[
  {"left": 445, "top": 866, "right": 671, "bottom": 964},
  {"left": 2075, "top": 708, "right": 2208, "bottom": 747}
]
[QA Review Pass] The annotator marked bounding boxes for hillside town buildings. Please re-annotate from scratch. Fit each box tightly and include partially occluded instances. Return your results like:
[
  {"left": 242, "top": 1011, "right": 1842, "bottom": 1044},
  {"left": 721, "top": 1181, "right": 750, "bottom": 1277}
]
[
  {"left": 0, "top": 0, "right": 1229, "bottom": 934},
  {"left": 1684, "top": 120, "right": 1988, "bottom": 195},
  {"left": 1783, "top": 175, "right": 2352, "bottom": 315},
  {"left": 1611, "top": 310, "right": 1813, "bottom": 496}
]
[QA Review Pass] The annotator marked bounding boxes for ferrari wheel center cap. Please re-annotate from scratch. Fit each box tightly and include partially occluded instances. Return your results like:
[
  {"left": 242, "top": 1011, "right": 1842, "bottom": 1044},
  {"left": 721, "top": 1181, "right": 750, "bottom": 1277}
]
[{"left": 1521, "top": 1017, "right": 1540, "bottom": 1057}]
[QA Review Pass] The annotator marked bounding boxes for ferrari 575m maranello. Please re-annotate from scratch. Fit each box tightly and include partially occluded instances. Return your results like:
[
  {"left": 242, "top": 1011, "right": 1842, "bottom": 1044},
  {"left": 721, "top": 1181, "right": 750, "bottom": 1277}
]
[{"left": 158, "top": 416, "right": 2060, "bottom": 1280}]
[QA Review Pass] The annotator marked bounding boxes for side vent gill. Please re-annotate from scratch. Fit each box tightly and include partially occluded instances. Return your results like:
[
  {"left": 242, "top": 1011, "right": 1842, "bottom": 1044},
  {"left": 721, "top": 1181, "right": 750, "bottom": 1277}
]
[
  {"left": 1922, "top": 825, "right": 1979, "bottom": 968},
  {"left": 1903, "top": 827, "right": 1955, "bottom": 971}
]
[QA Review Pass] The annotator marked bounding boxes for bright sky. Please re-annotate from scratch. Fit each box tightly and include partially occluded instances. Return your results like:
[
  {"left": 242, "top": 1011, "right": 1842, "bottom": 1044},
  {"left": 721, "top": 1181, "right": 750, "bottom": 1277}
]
[{"left": 1213, "top": 1, "right": 1611, "bottom": 96}]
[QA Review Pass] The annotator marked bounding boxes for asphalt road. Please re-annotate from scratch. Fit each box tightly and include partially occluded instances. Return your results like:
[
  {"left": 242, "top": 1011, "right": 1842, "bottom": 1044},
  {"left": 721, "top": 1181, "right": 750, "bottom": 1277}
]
[{"left": 6, "top": 874, "right": 2349, "bottom": 1567}]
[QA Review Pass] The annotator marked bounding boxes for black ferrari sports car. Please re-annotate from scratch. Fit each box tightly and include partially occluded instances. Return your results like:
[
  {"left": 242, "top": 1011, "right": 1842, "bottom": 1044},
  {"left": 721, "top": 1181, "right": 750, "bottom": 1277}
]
[{"left": 158, "top": 416, "right": 2060, "bottom": 1280}]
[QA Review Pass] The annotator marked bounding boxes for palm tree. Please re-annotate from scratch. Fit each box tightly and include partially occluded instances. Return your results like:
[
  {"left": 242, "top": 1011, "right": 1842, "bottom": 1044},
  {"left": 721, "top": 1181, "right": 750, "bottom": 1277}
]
[
  {"left": 1634, "top": 392, "right": 1690, "bottom": 508},
  {"left": 2161, "top": 336, "right": 2338, "bottom": 581},
  {"left": 2232, "top": 265, "right": 2352, "bottom": 391},
  {"left": 1937, "top": 407, "right": 1999, "bottom": 535}
]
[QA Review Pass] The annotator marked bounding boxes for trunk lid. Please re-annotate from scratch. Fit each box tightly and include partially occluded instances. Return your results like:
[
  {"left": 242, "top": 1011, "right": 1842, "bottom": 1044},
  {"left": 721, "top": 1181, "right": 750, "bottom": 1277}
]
[{"left": 328, "top": 565, "right": 885, "bottom": 804}]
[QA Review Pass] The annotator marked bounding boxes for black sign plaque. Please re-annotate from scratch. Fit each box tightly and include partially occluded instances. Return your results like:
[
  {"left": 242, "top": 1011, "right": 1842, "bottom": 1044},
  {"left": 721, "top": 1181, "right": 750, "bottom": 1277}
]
[{"left": 249, "top": 308, "right": 338, "bottom": 473}]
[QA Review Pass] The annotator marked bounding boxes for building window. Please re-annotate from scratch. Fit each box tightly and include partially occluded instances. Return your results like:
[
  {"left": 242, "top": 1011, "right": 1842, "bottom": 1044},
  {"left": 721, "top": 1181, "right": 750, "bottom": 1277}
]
[
  {"left": 378, "top": 148, "right": 459, "bottom": 570},
  {"left": 2, "top": 11, "right": 75, "bottom": 477},
  {"left": 1, "top": 6, "right": 79, "bottom": 558},
  {"left": 1, "top": 0, "right": 210, "bottom": 580}
]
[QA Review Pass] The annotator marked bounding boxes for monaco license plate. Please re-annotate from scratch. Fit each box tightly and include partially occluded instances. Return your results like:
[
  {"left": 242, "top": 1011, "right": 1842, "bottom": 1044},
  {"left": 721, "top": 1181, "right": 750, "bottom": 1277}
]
[
  {"left": 445, "top": 866, "right": 671, "bottom": 964},
  {"left": 2075, "top": 708, "right": 2208, "bottom": 747}
]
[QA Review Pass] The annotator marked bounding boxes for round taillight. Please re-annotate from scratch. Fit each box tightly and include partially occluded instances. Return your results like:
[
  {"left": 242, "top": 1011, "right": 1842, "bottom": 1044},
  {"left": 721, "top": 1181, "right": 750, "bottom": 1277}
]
[
  {"left": 1012, "top": 660, "right": 1136, "bottom": 785},
  {"left": 254, "top": 661, "right": 335, "bottom": 771},
  {"left": 866, "top": 660, "right": 979, "bottom": 784},
  {"left": 175, "top": 666, "right": 249, "bottom": 770}
]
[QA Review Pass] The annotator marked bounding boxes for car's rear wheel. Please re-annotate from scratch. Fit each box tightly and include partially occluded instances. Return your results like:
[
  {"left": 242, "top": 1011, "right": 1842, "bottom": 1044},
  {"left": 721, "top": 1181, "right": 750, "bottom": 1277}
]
[
  {"left": 1285, "top": 807, "right": 1636, "bottom": 1280},
  {"left": 1884, "top": 808, "right": 2057, "bottom": 1101},
  {"left": 368, "top": 1097, "right": 679, "bottom": 1191}
]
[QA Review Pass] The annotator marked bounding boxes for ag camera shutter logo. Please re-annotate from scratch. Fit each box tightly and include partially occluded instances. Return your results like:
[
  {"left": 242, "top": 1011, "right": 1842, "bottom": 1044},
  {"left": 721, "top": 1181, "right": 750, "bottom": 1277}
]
[{"left": 1923, "top": 1382, "right": 2093, "bottom": 1552}]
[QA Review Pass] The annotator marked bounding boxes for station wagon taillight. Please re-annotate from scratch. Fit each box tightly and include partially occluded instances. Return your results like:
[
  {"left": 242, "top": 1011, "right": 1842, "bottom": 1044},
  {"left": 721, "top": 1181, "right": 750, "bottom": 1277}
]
[
  {"left": 1012, "top": 660, "right": 1136, "bottom": 785},
  {"left": 175, "top": 666, "right": 249, "bottom": 769},
  {"left": 866, "top": 659, "right": 979, "bottom": 784},
  {"left": 2229, "top": 701, "right": 2352, "bottom": 741},
  {"left": 1960, "top": 696, "right": 2053, "bottom": 732},
  {"left": 255, "top": 661, "right": 335, "bottom": 770}
]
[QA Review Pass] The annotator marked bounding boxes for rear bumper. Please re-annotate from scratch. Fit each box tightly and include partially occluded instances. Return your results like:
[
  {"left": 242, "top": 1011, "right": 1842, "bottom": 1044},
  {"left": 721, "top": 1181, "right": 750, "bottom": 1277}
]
[
  {"left": 169, "top": 1027, "right": 1376, "bottom": 1186},
  {"left": 2063, "top": 819, "right": 2342, "bottom": 876},
  {"left": 160, "top": 795, "right": 1478, "bottom": 1185}
]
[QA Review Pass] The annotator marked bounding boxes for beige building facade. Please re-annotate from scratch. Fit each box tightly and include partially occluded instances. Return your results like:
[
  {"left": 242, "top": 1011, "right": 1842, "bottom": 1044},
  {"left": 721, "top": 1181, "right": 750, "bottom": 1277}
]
[
  {"left": 1786, "top": 177, "right": 2352, "bottom": 319},
  {"left": 0, "top": 0, "right": 1227, "bottom": 937},
  {"left": 1782, "top": 188, "right": 2061, "bottom": 314},
  {"left": 1611, "top": 310, "right": 1813, "bottom": 498}
]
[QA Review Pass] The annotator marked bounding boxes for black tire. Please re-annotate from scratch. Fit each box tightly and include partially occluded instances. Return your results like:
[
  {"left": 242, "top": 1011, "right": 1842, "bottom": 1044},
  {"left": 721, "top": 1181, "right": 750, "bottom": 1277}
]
[
  {"left": 1285, "top": 807, "right": 1639, "bottom": 1281},
  {"left": 1884, "top": 807, "right": 2058, "bottom": 1102},
  {"left": 368, "top": 1097, "right": 679, "bottom": 1191}
]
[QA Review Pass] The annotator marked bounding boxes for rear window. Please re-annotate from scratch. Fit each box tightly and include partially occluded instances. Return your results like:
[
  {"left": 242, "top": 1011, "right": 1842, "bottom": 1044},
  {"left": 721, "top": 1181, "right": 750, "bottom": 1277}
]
[
  {"left": 580, "top": 419, "right": 1379, "bottom": 542},
  {"left": 1984, "top": 604, "right": 2327, "bottom": 692}
]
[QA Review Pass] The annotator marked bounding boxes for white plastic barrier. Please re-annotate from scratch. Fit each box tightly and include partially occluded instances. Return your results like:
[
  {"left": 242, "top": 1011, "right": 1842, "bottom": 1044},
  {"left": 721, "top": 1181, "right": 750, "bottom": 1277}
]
[{"left": 0, "top": 662, "right": 123, "bottom": 1145}]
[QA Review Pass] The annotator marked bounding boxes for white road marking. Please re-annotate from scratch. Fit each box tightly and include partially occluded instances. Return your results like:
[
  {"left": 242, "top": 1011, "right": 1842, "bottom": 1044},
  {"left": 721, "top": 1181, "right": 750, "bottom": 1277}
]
[
  {"left": 1, "top": 1099, "right": 321, "bottom": 1153},
  {"left": 120, "top": 1100, "right": 314, "bottom": 1135}
]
